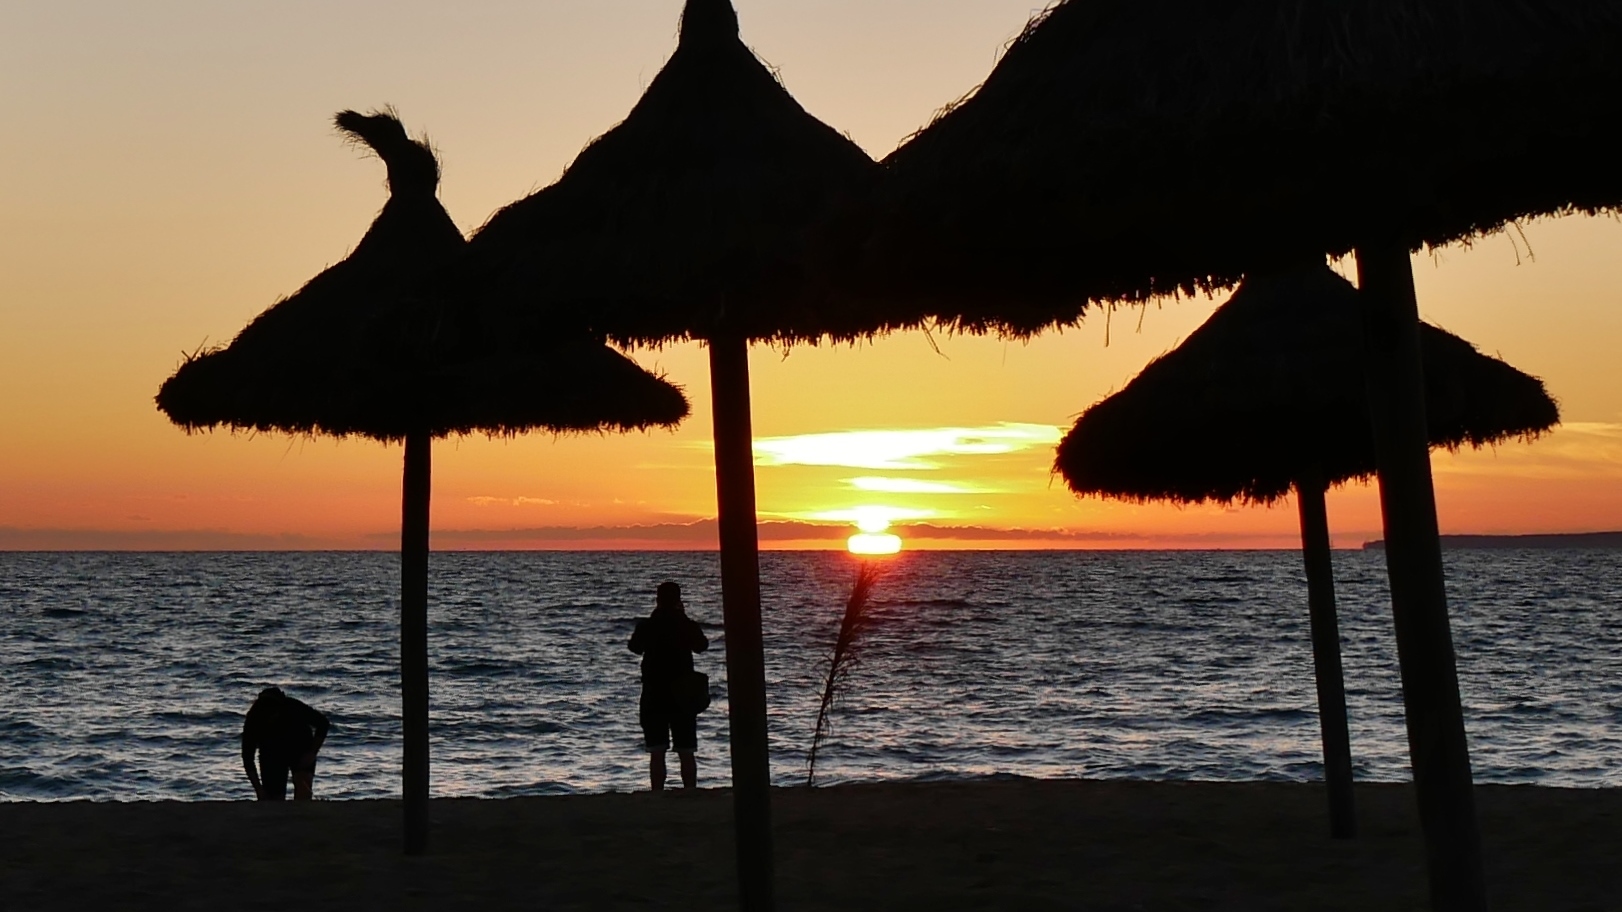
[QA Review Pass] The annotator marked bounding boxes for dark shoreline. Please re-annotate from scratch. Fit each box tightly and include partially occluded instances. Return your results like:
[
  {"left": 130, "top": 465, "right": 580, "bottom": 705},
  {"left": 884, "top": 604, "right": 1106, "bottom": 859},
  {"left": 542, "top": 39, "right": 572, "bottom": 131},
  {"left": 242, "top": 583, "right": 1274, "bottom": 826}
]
[{"left": 3, "top": 779, "right": 1618, "bottom": 910}]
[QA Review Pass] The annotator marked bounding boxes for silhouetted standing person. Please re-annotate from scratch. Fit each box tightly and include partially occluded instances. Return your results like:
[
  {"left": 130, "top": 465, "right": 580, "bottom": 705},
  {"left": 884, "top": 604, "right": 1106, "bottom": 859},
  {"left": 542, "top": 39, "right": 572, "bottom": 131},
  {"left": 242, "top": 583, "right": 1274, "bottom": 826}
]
[
  {"left": 242, "top": 686, "right": 330, "bottom": 801},
  {"left": 629, "top": 582, "right": 709, "bottom": 790}
]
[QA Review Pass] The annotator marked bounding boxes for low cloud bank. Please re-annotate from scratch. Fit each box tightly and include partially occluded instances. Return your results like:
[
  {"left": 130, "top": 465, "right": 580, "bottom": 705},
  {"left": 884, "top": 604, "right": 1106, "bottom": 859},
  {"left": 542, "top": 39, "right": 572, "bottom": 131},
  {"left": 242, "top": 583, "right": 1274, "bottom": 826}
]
[
  {"left": 421, "top": 521, "right": 1311, "bottom": 549},
  {"left": 1, "top": 522, "right": 1365, "bottom": 551},
  {"left": 0, "top": 526, "right": 337, "bottom": 551}
]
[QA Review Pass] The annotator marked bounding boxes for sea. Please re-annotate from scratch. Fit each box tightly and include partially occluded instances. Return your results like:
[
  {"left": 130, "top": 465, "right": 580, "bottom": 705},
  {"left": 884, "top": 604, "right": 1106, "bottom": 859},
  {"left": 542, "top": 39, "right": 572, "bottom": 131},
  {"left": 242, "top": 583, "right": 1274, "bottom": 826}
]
[{"left": 1, "top": 549, "right": 1618, "bottom": 802}]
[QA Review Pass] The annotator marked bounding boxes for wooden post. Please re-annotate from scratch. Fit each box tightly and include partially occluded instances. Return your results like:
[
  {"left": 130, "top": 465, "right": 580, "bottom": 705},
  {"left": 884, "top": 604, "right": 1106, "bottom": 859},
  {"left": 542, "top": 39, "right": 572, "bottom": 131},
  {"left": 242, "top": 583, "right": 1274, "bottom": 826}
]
[
  {"left": 1354, "top": 244, "right": 1487, "bottom": 911},
  {"left": 1294, "top": 471, "right": 1356, "bottom": 839},
  {"left": 707, "top": 335, "right": 776, "bottom": 912},
  {"left": 401, "top": 431, "right": 432, "bottom": 856}
]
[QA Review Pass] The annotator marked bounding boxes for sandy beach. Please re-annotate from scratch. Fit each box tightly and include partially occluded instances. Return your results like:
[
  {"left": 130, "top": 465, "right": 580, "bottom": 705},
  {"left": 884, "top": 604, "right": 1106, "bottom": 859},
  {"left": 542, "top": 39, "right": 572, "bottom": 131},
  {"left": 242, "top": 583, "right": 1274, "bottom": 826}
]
[{"left": 2, "top": 779, "right": 1618, "bottom": 910}]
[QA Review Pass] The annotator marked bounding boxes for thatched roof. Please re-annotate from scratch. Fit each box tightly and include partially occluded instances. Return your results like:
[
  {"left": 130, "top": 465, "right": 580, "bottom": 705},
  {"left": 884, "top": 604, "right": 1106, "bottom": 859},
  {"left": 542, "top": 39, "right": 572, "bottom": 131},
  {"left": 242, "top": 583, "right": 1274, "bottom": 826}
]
[
  {"left": 864, "top": 0, "right": 1622, "bottom": 335},
  {"left": 460, "top": 0, "right": 908, "bottom": 347},
  {"left": 157, "top": 111, "right": 689, "bottom": 442},
  {"left": 1054, "top": 264, "right": 1559, "bottom": 504}
]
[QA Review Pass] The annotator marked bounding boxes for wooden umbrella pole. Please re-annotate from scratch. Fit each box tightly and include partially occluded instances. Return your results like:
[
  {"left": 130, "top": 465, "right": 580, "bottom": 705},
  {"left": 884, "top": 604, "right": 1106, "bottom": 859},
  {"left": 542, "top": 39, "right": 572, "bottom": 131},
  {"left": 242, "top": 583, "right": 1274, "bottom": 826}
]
[
  {"left": 1294, "top": 470, "right": 1355, "bottom": 839},
  {"left": 401, "top": 430, "right": 432, "bottom": 856},
  {"left": 707, "top": 334, "right": 777, "bottom": 912},
  {"left": 1354, "top": 244, "right": 1486, "bottom": 911}
]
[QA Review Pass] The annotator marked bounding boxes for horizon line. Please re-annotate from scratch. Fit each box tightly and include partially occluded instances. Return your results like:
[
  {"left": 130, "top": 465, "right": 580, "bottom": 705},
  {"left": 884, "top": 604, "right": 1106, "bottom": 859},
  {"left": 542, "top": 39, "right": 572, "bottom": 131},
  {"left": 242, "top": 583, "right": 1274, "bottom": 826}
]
[{"left": 7, "top": 525, "right": 1619, "bottom": 553}]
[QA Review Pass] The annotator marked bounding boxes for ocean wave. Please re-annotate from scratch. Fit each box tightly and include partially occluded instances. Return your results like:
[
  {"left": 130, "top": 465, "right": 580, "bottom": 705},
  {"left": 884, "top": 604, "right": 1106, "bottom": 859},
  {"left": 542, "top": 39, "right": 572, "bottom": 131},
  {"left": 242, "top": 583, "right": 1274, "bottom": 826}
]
[
  {"left": 2, "top": 549, "right": 1619, "bottom": 800},
  {"left": 0, "top": 765, "right": 83, "bottom": 798}
]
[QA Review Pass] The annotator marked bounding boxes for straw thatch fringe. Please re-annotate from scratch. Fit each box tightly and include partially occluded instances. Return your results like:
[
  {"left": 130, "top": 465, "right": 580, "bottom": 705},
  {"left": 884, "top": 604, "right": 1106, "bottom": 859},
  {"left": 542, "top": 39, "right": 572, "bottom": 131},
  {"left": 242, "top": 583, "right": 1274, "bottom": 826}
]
[
  {"left": 1054, "top": 264, "right": 1559, "bottom": 504},
  {"left": 334, "top": 108, "right": 440, "bottom": 196},
  {"left": 858, "top": 0, "right": 1622, "bottom": 337},
  {"left": 158, "top": 340, "right": 689, "bottom": 443}
]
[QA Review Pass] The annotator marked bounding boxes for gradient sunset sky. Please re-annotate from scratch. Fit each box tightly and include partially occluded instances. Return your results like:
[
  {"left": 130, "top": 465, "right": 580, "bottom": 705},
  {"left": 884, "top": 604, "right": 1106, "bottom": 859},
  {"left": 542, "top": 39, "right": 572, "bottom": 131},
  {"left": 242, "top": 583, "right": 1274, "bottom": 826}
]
[{"left": 4, "top": 0, "right": 1621, "bottom": 551}]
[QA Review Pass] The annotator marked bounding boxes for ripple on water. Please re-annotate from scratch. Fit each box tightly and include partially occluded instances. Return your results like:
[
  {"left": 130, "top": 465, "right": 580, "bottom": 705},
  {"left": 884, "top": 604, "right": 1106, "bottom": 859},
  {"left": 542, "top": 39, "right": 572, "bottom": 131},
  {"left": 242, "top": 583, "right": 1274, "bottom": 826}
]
[{"left": 1, "top": 549, "right": 1620, "bottom": 800}]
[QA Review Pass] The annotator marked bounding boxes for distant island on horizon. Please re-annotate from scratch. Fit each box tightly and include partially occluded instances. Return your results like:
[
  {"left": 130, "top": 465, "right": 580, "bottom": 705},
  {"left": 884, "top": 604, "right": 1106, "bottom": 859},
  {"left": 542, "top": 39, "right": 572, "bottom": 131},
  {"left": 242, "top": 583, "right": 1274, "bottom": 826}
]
[{"left": 1362, "top": 531, "right": 1622, "bottom": 550}]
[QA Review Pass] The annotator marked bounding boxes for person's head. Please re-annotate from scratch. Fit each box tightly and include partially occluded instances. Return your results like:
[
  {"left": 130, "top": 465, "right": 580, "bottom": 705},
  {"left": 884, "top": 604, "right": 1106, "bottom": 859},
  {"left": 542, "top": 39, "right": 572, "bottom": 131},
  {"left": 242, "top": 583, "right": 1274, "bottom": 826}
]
[
  {"left": 254, "top": 686, "right": 286, "bottom": 708},
  {"left": 655, "top": 581, "right": 685, "bottom": 615}
]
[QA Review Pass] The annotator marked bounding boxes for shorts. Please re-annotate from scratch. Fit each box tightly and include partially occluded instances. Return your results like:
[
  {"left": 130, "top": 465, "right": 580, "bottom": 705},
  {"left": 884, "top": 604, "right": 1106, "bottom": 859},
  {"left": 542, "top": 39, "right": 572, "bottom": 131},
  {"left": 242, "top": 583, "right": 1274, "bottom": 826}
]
[
  {"left": 259, "top": 752, "right": 317, "bottom": 801},
  {"left": 640, "top": 691, "right": 698, "bottom": 753}
]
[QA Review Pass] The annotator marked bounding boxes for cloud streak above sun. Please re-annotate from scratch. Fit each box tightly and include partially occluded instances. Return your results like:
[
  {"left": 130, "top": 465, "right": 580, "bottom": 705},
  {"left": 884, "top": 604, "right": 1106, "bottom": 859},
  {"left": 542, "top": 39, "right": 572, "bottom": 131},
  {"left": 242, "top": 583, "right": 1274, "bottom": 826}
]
[
  {"left": 466, "top": 496, "right": 559, "bottom": 508},
  {"left": 751, "top": 423, "right": 1064, "bottom": 470},
  {"left": 845, "top": 477, "right": 995, "bottom": 494},
  {"left": 789, "top": 506, "right": 941, "bottom": 526}
]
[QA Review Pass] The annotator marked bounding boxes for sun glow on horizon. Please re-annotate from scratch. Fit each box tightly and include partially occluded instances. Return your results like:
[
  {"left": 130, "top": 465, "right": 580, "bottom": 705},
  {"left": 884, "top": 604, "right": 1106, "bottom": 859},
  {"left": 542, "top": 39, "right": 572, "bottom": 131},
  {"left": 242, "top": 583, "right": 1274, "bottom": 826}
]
[
  {"left": 5, "top": 3, "right": 1622, "bottom": 555},
  {"left": 847, "top": 532, "right": 903, "bottom": 555},
  {"left": 846, "top": 511, "right": 905, "bottom": 555}
]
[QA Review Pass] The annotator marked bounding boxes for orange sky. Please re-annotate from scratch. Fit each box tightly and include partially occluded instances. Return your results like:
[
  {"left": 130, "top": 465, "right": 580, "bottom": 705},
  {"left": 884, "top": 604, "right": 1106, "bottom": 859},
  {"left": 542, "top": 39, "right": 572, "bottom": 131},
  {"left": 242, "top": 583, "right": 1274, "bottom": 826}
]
[{"left": 3, "top": 1, "right": 1620, "bottom": 551}]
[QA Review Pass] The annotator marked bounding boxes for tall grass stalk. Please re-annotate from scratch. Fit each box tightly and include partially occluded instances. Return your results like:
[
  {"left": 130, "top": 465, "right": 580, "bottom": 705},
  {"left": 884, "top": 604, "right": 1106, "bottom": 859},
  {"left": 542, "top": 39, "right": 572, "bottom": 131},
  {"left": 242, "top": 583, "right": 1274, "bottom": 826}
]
[{"left": 806, "top": 560, "right": 883, "bottom": 787}]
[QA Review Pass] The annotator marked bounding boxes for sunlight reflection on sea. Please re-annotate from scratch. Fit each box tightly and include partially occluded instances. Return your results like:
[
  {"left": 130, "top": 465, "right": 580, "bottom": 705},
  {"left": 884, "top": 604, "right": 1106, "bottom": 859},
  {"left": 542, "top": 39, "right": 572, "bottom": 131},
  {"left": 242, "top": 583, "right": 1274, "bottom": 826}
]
[{"left": 1, "top": 549, "right": 1617, "bottom": 800}]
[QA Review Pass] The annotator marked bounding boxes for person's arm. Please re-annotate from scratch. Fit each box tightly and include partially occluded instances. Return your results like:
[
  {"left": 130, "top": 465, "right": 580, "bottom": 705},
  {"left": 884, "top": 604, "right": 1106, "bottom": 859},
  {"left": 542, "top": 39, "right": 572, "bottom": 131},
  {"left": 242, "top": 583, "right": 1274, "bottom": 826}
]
[
  {"left": 293, "top": 700, "right": 329, "bottom": 765},
  {"left": 306, "top": 703, "right": 330, "bottom": 756},
  {"left": 241, "top": 721, "right": 263, "bottom": 799},
  {"left": 689, "top": 619, "right": 709, "bottom": 654},
  {"left": 629, "top": 619, "right": 648, "bottom": 655}
]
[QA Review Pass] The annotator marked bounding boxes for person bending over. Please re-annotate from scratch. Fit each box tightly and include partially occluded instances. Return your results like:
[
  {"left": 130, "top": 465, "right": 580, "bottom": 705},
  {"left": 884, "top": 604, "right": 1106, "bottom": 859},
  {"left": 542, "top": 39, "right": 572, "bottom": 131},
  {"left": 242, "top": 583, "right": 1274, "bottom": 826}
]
[
  {"left": 242, "top": 686, "right": 329, "bottom": 801},
  {"left": 629, "top": 582, "right": 709, "bottom": 790}
]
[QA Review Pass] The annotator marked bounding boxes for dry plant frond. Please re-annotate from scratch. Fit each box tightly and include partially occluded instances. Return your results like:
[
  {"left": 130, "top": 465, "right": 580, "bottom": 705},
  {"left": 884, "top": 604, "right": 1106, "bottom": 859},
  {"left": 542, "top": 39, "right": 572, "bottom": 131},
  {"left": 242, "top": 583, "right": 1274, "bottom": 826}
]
[{"left": 806, "top": 560, "right": 883, "bottom": 787}]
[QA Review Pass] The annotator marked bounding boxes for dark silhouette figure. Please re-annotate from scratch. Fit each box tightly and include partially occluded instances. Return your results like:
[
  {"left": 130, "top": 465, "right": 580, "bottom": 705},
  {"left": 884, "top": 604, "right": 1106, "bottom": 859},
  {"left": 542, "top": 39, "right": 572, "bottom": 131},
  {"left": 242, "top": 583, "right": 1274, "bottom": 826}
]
[
  {"left": 629, "top": 582, "right": 709, "bottom": 790},
  {"left": 242, "top": 687, "right": 330, "bottom": 801}
]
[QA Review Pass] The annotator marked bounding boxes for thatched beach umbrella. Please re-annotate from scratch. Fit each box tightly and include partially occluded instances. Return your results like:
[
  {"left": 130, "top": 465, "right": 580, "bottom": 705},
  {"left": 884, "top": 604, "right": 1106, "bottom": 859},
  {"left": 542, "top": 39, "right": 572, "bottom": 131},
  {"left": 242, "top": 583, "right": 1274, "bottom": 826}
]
[
  {"left": 459, "top": 3, "right": 912, "bottom": 906},
  {"left": 1055, "top": 264, "right": 1559, "bottom": 839},
  {"left": 861, "top": 3, "right": 1622, "bottom": 905},
  {"left": 157, "top": 111, "right": 689, "bottom": 855}
]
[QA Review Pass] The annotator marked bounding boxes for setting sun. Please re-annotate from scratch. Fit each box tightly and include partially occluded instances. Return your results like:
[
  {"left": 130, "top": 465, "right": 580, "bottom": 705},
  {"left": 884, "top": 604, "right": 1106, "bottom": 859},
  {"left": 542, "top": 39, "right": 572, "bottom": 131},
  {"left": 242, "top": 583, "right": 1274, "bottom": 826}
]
[
  {"left": 847, "top": 532, "right": 903, "bottom": 555},
  {"left": 847, "top": 513, "right": 904, "bottom": 554}
]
